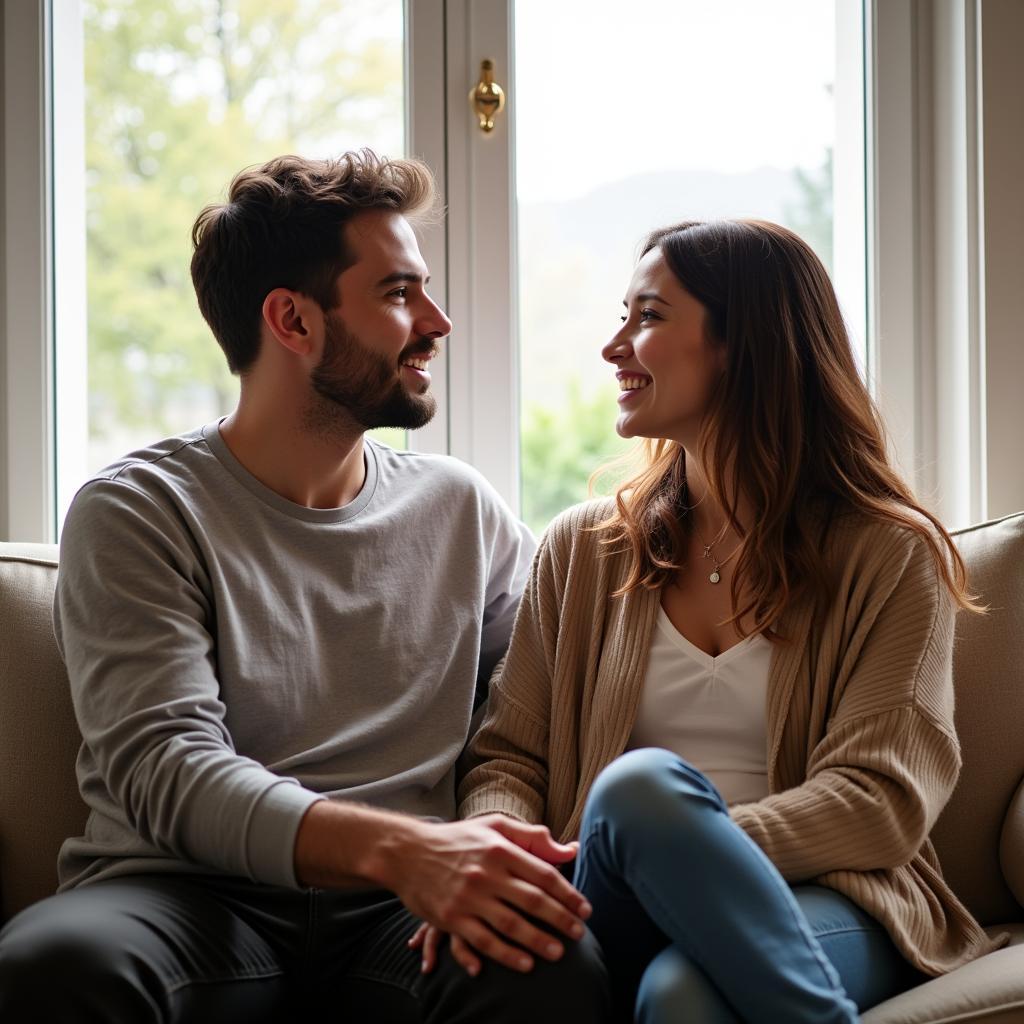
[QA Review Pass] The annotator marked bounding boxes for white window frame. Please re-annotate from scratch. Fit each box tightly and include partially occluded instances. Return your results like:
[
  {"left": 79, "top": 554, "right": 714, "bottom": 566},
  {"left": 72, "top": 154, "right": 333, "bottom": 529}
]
[
  {"left": 2, "top": 0, "right": 1022, "bottom": 541},
  {"left": 1, "top": 1, "right": 53, "bottom": 543},
  {"left": 412, "top": 0, "right": 520, "bottom": 509}
]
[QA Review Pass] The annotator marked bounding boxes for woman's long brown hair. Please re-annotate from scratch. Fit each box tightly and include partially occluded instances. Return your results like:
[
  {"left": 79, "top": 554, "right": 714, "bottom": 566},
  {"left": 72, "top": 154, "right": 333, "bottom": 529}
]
[{"left": 598, "top": 219, "right": 979, "bottom": 634}]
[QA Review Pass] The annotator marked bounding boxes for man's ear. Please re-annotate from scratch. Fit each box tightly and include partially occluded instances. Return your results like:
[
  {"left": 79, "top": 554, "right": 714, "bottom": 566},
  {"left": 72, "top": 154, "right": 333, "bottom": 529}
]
[{"left": 261, "top": 288, "right": 320, "bottom": 357}]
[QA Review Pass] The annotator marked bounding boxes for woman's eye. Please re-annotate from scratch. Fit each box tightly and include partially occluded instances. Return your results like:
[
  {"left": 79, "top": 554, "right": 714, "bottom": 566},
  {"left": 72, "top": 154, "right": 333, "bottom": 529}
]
[
  {"left": 619, "top": 314, "right": 627, "bottom": 323},
  {"left": 639, "top": 308, "right": 659, "bottom": 322}
]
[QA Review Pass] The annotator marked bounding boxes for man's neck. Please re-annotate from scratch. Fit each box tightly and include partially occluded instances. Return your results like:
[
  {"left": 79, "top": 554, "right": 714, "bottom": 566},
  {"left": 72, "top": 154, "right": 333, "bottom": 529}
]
[{"left": 218, "top": 401, "right": 367, "bottom": 510}]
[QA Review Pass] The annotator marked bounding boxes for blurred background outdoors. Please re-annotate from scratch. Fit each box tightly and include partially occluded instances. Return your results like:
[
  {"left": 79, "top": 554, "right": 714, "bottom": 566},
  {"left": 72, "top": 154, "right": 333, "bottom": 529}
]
[{"left": 78, "top": 0, "right": 836, "bottom": 535}]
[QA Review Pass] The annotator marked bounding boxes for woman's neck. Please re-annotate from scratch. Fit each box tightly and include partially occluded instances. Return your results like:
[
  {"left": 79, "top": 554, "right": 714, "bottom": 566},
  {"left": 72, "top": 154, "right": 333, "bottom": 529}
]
[{"left": 681, "top": 449, "right": 749, "bottom": 540}]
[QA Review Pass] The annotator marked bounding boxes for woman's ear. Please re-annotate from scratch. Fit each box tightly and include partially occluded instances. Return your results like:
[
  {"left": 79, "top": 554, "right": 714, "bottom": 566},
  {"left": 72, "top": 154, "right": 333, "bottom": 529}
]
[{"left": 261, "top": 288, "right": 320, "bottom": 358}]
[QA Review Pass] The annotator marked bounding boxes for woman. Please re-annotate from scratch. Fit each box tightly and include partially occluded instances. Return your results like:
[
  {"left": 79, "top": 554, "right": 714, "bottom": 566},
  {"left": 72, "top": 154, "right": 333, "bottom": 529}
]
[{"left": 415, "top": 220, "right": 1002, "bottom": 1021}]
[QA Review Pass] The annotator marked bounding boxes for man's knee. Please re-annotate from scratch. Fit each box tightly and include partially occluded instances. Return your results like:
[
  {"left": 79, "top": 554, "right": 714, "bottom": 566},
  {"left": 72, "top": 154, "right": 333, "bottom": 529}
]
[
  {"left": 437, "top": 928, "right": 610, "bottom": 1022},
  {"left": 0, "top": 900, "right": 160, "bottom": 1023}
]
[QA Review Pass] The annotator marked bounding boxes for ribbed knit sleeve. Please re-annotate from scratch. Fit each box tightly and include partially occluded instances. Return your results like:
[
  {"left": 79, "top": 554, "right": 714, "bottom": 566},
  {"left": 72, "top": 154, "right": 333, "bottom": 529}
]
[
  {"left": 730, "top": 529, "right": 961, "bottom": 882},
  {"left": 458, "top": 521, "right": 567, "bottom": 824}
]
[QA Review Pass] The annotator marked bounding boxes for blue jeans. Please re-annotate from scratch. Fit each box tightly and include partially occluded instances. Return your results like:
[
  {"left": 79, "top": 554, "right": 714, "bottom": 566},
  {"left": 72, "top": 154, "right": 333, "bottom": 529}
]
[{"left": 574, "top": 748, "right": 923, "bottom": 1022}]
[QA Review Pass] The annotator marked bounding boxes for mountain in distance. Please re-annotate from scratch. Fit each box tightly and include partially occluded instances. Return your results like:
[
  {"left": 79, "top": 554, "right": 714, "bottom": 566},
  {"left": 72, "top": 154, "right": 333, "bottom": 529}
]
[
  {"left": 518, "top": 164, "right": 803, "bottom": 258},
  {"left": 515, "top": 165, "right": 806, "bottom": 401}
]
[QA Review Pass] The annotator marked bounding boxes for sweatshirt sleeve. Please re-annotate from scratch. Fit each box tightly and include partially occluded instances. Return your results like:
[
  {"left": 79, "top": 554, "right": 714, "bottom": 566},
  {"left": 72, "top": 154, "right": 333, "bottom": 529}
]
[
  {"left": 458, "top": 522, "right": 564, "bottom": 824},
  {"left": 54, "top": 480, "right": 323, "bottom": 887},
  {"left": 475, "top": 483, "right": 537, "bottom": 701},
  {"left": 729, "top": 531, "right": 962, "bottom": 882}
]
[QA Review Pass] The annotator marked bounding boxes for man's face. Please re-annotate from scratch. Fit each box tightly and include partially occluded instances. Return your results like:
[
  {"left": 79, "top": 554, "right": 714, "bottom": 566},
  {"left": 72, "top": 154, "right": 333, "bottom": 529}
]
[{"left": 309, "top": 210, "right": 452, "bottom": 431}]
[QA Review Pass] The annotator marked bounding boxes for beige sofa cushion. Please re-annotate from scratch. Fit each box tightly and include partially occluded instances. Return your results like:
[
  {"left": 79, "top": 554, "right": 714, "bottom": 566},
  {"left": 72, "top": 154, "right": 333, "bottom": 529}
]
[
  {"left": 0, "top": 544, "right": 85, "bottom": 922},
  {"left": 1002, "top": 779, "right": 1024, "bottom": 911},
  {"left": 929, "top": 511, "right": 1024, "bottom": 926},
  {"left": 863, "top": 926, "right": 1024, "bottom": 1024}
]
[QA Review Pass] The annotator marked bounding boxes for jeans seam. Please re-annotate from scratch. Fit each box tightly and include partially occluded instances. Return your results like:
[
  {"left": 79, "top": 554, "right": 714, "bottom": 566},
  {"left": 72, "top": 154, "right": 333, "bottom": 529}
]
[
  {"left": 576, "top": 821, "right": 632, "bottom": 900},
  {"left": 345, "top": 966, "right": 422, "bottom": 996},
  {"left": 164, "top": 966, "right": 285, "bottom": 995},
  {"left": 627, "top": 836, "right": 848, "bottom": 1002},
  {"left": 813, "top": 924, "right": 884, "bottom": 940}
]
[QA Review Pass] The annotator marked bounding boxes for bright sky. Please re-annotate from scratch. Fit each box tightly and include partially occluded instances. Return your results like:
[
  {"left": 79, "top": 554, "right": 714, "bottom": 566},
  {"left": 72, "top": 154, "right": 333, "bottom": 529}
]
[{"left": 514, "top": 0, "right": 836, "bottom": 202}]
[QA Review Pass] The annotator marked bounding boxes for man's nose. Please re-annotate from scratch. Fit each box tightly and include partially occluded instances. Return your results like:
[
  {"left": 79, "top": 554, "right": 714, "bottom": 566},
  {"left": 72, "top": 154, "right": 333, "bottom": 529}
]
[{"left": 420, "top": 296, "right": 452, "bottom": 339}]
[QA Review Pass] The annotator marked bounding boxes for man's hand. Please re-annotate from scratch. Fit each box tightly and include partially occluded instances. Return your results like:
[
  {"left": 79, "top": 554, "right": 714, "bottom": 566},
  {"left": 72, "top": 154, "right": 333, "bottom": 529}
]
[
  {"left": 294, "top": 801, "right": 588, "bottom": 974},
  {"left": 378, "top": 814, "right": 588, "bottom": 975}
]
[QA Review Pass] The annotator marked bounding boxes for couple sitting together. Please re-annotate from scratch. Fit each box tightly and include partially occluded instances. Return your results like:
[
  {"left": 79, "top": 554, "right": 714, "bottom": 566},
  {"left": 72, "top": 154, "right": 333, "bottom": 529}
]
[{"left": 0, "top": 150, "right": 1001, "bottom": 1023}]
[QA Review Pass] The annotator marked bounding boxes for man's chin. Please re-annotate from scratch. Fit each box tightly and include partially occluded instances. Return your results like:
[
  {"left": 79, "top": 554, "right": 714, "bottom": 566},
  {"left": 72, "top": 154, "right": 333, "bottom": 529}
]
[{"left": 365, "top": 394, "right": 437, "bottom": 432}]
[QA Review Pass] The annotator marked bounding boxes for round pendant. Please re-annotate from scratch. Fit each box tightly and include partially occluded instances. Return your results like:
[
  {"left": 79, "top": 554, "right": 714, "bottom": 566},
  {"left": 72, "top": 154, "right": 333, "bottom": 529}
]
[{"left": 709, "top": 570, "right": 721, "bottom": 584}]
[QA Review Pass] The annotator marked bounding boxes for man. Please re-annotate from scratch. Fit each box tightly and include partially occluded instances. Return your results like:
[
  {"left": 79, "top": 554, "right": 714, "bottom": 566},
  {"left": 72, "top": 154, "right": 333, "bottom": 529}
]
[{"left": 0, "top": 151, "right": 609, "bottom": 1022}]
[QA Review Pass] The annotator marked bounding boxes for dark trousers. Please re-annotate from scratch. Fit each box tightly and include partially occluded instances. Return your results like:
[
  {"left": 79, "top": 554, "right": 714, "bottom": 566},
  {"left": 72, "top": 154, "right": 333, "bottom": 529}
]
[{"left": 0, "top": 873, "right": 610, "bottom": 1023}]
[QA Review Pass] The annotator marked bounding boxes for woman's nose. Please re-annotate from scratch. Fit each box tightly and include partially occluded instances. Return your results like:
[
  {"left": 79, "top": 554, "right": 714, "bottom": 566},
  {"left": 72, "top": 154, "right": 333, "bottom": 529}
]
[{"left": 602, "top": 327, "right": 631, "bottom": 364}]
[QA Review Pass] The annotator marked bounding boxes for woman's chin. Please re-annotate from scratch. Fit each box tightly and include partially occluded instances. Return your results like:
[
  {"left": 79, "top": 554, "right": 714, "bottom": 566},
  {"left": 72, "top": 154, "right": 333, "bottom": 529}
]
[{"left": 614, "top": 415, "right": 636, "bottom": 439}]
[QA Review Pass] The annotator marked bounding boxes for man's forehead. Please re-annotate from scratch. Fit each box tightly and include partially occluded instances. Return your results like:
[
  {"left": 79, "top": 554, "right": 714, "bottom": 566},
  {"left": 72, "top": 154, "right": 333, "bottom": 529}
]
[{"left": 343, "top": 210, "right": 426, "bottom": 276}]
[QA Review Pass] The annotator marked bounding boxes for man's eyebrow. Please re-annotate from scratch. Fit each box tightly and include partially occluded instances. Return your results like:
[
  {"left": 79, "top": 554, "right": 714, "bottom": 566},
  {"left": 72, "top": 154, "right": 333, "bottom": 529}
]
[
  {"left": 622, "top": 292, "right": 672, "bottom": 306},
  {"left": 376, "top": 271, "right": 430, "bottom": 287}
]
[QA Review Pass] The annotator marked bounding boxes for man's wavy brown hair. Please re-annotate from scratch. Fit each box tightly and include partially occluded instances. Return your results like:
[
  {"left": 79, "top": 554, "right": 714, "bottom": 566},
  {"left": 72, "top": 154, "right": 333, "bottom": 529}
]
[
  {"left": 598, "top": 219, "right": 978, "bottom": 634},
  {"left": 191, "top": 149, "right": 438, "bottom": 374}
]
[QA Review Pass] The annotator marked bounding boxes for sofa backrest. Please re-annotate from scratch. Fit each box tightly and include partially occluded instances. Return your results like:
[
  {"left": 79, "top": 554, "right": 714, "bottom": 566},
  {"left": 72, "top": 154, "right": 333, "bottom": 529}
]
[
  {"left": 1, "top": 515, "right": 1022, "bottom": 925},
  {"left": 932, "top": 511, "right": 1024, "bottom": 924},
  {"left": 0, "top": 544, "right": 85, "bottom": 922}
]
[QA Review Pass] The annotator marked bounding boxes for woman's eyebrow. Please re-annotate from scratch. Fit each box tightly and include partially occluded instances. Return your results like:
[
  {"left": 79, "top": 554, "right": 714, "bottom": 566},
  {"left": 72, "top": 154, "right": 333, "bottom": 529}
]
[{"left": 623, "top": 292, "right": 672, "bottom": 306}]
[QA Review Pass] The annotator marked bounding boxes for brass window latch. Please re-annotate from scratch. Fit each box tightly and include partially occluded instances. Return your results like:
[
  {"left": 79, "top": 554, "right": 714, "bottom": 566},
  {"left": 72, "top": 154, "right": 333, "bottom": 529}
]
[{"left": 470, "top": 59, "right": 505, "bottom": 133}]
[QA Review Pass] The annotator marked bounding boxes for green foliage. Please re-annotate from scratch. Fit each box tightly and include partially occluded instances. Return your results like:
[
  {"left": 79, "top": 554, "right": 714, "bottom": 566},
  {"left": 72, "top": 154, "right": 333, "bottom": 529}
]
[
  {"left": 784, "top": 147, "right": 833, "bottom": 275},
  {"left": 520, "top": 381, "right": 634, "bottom": 535},
  {"left": 83, "top": 0, "right": 403, "bottom": 445}
]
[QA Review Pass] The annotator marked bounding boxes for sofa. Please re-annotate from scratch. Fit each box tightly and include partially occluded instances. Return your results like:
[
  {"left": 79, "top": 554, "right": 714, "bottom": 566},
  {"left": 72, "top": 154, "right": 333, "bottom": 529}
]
[{"left": 1, "top": 512, "right": 1023, "bottom": 1021}]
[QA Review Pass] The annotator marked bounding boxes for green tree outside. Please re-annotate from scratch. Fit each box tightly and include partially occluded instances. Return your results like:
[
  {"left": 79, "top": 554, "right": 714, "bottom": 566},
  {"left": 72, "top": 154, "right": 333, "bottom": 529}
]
[{"left": 83, "top": 0, "right": 403, "bottom": 465}]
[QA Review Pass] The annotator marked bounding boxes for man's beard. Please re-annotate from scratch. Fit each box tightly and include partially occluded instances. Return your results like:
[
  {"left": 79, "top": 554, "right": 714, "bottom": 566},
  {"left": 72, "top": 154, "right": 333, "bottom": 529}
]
[{"left": 306, "top": 312, "right": 437, "bottom": 434}]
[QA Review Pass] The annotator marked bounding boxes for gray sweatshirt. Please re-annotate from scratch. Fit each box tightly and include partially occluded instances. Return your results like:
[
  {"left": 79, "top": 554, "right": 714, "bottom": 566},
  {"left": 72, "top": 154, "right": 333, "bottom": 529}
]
[{"left": 54, "top": 422, "right": 535, "bottom": 891}]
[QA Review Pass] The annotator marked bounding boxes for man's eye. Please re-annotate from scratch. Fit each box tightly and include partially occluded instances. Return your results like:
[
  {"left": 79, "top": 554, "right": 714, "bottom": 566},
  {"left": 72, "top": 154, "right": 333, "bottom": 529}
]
[{"left": 388, "top": 287, "right": 408, "bottom": 299}]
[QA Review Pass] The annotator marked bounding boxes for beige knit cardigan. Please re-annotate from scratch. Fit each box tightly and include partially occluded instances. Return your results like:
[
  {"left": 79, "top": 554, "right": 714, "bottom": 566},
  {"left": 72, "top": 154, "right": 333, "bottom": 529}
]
[{"left": 458, "top": 499, "right": 1004, "bottom": 976}]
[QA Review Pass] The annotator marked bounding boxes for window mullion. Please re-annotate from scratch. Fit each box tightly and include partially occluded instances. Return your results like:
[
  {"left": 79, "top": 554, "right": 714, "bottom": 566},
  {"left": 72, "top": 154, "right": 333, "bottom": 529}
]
[
  {"left": 1, "top": 0, "right": 53, "bottom": 543},
  {"left": 442, "top": 0, "right": 518, "bottom": 512},
  {"left": 406, "top": 0, "right": 449, "bottom": 457}
]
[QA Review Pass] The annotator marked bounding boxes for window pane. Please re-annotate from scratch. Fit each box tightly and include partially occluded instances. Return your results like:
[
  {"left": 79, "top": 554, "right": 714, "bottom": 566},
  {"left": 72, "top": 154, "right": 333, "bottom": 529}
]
[
  {"left": 515, "top": 0, "right": 864, "bottom": 535},
  {"left": 61, "top": 0, "right": 406, "bottom": 509}
]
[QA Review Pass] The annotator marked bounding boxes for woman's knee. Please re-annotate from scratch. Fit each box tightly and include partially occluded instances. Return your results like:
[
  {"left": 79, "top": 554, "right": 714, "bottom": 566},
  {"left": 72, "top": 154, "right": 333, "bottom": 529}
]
[
  {"left": 584, "top": 748, "right": 722, "bottom": 831},
  {"left": 637, "top": 945, "right": 738, "bottom": 1024}
]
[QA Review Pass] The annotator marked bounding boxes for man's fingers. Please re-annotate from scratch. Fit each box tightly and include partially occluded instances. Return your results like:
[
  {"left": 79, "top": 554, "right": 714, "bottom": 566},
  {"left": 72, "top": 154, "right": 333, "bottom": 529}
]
[
  {"left": 477, "top": 898, "right": 568, "bottom": 963},
  {"left": 500, "top": 876, "right": 586, "bottom": 942},
  {"left": 450, "top": 934, "right": 482, "bottom": 977},
  {"left": 408, "top": 922, "right": 429, "bottom": 951},
  {"left": 501, "top": 844, "right": 593, "bottom": 919},
  {"left": 454, "top": 917, "right": 536, "bottom": 973},
  {"left": 486, "top": 817, "right": 578, "bottom": 864},
  {"left": 421, "top": 925, "right": 441, "bottom": 973}
]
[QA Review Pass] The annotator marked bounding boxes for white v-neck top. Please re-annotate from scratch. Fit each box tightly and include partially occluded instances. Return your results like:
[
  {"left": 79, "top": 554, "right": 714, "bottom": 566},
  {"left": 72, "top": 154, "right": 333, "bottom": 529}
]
[{"left": 626, "top": 607, "right": 772, "bottom": 806}]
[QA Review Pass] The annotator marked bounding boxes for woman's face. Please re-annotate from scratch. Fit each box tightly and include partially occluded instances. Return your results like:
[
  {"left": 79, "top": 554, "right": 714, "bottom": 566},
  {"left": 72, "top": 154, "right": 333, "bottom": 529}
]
[{"left": 602, "top": 247, "right": 725, "bottom": 444}]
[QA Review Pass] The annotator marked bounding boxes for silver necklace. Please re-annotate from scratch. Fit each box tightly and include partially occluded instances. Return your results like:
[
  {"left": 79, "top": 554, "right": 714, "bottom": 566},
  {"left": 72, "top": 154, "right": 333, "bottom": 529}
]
[
  {"left": 682, "top": 481, "right": 741, "bottom": 585},
  {"left": 690, "top": 517, "right": 741, "bottom": 585}
]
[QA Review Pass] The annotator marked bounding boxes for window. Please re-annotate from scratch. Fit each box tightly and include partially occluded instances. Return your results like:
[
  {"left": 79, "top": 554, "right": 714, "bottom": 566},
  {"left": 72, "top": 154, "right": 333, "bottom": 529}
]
[
  {"left": 56, "top": 0, "right": 407, "bottom": 525},
  {"left": 513, "top": 0, "right": 866, "bottom": 532},
  {"left": 5, "top": 0, "right": 1016, "bottom": 542}
]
